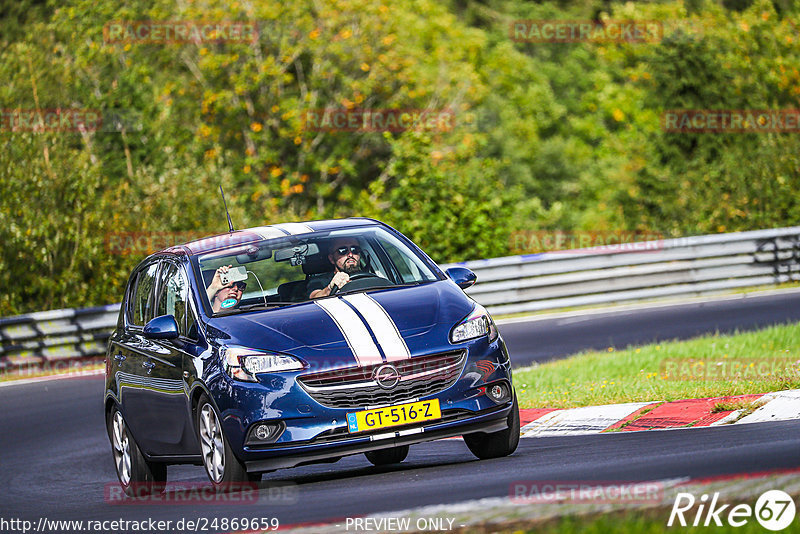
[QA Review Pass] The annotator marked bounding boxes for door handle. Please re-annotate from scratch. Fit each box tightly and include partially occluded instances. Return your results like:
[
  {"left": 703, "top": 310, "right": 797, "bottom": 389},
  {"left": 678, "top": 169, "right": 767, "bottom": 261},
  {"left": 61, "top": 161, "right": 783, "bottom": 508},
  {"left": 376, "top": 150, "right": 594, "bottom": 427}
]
[{"left": 142, "top": 360, "right": 156, "bottom": 374}]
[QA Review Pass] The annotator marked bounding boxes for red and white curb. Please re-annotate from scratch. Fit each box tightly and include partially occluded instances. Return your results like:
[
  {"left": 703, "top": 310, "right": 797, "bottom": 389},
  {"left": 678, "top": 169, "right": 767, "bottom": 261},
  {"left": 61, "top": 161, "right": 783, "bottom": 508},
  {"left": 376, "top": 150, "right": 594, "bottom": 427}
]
[
  {"left": 519, "top": 389, "right": 800, "bottom": 437},
  {"left": 736, "top": 389, "right": 800, "bottom": 424},
  {"left": 519, "top": 402, "right": 652, "bottom": 437}
]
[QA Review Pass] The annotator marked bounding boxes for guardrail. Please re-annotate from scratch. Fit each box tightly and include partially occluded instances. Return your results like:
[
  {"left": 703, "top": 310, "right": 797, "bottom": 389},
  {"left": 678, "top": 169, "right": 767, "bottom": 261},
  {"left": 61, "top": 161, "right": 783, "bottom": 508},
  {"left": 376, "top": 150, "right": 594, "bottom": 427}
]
[
  {"left": 0, "top": 304, "right": 120, "bottom": 370},
  {"left": 2, "top": 226, "right": 799, "bottom": 370},
  {"left": 442, "top": 226, "right": 800, "bottom": 316}
]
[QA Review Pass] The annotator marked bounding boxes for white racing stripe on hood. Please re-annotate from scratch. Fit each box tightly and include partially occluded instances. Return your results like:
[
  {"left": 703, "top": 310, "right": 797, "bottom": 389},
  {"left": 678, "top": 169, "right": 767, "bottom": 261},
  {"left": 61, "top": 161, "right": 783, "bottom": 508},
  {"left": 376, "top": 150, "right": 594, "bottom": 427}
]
[
  {"left": 315, "top": 298, "right": 383, "bottom": 366},
  {"left": 343, "top": 294, "right": 410, "bottom": 362}
]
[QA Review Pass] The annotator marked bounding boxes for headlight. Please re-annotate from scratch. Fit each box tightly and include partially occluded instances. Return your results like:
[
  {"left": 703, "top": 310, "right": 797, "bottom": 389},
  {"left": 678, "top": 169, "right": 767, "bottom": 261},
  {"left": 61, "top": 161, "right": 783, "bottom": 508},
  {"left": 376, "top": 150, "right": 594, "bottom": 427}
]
[
  {"left": 450, "top": 303, "right": 499, "bottom": 344},
  {"left": 222, "top": 346, "right": 304, "bottom": 382}
]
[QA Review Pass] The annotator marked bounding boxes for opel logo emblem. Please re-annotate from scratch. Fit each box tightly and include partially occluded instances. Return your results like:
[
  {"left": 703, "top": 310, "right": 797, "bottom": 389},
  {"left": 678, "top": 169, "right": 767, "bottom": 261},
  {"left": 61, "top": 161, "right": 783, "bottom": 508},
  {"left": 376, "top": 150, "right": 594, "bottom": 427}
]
[{"left": 373, "top": 364, "right": 400, "bottom": 390}]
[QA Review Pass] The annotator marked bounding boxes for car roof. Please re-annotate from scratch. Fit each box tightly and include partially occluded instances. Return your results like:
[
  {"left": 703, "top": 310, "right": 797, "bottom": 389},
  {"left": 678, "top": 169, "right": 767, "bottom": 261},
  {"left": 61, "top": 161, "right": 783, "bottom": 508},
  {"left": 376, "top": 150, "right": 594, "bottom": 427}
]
[{"left": 160, "top": 218, "right": 382, "bottom": 256}]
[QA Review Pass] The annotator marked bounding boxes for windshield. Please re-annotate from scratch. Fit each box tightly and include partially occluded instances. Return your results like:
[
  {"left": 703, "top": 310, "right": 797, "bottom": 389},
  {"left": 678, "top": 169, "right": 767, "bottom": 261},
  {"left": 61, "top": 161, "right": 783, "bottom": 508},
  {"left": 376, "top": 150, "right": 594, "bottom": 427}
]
[{"left": 193, "top": 226, "right": 440, "bottom": 315}]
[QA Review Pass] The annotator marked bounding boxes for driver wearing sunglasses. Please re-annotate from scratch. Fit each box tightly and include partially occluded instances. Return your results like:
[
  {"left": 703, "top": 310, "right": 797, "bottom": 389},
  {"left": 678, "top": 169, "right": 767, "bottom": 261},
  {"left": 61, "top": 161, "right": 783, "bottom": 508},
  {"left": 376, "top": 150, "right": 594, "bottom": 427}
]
[
  {"left": 308, "top": 238, "right": 363, "bottom": 299},
  {"left": 206, "top": 265, "right": 247, "bottom": 312}
]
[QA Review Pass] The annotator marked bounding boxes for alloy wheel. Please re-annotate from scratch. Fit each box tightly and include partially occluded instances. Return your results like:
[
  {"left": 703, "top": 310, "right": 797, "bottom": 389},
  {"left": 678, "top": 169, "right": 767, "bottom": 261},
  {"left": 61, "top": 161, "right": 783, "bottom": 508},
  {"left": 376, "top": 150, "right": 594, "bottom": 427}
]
[
  {"left": 111, "top": 411, "right": 132, "bottom": 486},
  {"left": 199, "top": 403, "right": 225, "bottom": 483}
]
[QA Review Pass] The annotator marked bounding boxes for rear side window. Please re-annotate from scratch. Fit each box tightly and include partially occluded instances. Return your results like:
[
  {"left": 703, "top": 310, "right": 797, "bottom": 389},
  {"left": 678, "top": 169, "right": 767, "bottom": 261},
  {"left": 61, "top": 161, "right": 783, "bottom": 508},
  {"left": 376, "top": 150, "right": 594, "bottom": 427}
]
[
  {"left": 131, "top": 263, "right": 160, "bottom": 326},
  {"left": 156, "top": 263, "right": 192, "bottom": 337}
]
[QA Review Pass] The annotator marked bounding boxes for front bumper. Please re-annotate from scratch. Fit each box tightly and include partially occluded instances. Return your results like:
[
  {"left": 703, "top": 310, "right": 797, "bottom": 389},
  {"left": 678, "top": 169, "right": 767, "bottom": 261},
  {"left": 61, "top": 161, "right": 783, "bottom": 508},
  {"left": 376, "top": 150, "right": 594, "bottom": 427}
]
[
  {"left": 243, "top": 401, "right": 513, "bottom": 472},
  {"left": 210, "top": 337, "right": 513, "bottom": 470}
]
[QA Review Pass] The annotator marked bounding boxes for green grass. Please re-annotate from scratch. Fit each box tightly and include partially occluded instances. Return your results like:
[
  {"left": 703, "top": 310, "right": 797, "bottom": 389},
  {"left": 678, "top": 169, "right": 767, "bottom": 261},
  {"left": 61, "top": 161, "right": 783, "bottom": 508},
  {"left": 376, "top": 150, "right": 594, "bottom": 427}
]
[{"left": 514, "top": 323, "right": 800, "bottom": 409}]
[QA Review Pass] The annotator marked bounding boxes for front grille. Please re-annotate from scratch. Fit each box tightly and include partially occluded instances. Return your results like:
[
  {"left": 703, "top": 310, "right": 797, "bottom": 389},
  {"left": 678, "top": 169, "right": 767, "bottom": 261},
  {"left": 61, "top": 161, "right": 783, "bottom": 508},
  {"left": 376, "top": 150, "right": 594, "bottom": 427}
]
[{"left": 297, "top": 350, "right": 467, "bottom": 409}]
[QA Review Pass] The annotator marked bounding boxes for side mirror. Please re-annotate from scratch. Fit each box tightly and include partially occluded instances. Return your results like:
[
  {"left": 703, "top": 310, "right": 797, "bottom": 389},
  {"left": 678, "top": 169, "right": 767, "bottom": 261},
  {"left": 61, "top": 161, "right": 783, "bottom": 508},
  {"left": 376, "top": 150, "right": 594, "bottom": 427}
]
[
  {"left": 445, "top": 267, "right": 477, "bottom": 290},
  {"left": 143, "top": 315, "right": 180, "bottom": 340}
]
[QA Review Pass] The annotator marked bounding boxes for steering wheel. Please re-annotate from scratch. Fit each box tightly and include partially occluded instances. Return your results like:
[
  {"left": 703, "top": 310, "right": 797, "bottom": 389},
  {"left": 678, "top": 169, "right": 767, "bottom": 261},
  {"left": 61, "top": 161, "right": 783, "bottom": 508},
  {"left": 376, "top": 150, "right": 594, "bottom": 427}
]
[
  {"left": 329, "top": 272, "right": 379, "bottom": 296},
  {"left": 347, "top": 273, "right": 379, "bottom": 282}
]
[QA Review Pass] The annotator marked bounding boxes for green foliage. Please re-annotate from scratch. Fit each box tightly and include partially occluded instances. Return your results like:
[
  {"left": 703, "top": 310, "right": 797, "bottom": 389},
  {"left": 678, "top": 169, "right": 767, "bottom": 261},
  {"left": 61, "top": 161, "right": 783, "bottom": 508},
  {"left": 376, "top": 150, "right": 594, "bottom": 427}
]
[
  {"left": 615, "top": 0, "right": 800, "bottom": 235},
  {"left": 1, "top": 0, "right": 800, "bottom": 314},
  {"left": 358, "top": 131, "right": 517, "bottom": 262}
]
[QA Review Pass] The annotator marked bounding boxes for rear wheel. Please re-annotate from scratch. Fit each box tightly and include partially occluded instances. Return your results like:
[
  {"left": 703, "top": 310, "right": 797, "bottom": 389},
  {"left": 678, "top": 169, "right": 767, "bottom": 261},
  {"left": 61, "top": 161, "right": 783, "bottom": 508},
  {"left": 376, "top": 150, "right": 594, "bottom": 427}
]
[
  {"left": 464, "top": 394, "right": 520, "bottom": 460},
  {"left": 196, "top": 394, "right": 259, "bottom": 490},
  {"left": 365, "top": 445, "right": 410, "bottom": 466},
  {"left": 107, "top": 407, "right": 167, "bottom": 497}
]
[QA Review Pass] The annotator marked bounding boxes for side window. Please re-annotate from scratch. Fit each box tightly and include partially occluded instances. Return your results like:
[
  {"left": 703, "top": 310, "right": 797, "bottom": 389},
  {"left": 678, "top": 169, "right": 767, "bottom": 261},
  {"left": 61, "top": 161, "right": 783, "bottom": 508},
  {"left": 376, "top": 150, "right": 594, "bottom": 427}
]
[
  {"left": 132, "top": 263, "right": 160, "bottom": 326},
  {"left": 376, "top": 236, "right": 421, "bottom": 283},
  {"left": 156, "top": 263, "right": 191, "bottom": 337}
]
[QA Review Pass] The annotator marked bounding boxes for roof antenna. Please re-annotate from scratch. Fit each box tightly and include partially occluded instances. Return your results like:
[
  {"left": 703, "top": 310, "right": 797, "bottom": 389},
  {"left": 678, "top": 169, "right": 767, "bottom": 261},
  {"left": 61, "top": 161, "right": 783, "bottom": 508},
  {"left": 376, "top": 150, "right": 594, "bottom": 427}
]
[{"left": 220, "top": 185, "right": 235, "bottom": 233}]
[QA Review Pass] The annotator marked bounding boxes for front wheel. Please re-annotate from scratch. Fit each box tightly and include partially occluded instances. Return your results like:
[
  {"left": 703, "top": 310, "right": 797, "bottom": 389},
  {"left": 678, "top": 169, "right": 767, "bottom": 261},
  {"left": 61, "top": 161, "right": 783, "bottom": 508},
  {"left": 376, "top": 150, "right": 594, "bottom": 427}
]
[
  {"left": 365, "top": 445, "right": 409, "bottom": 466},
  {"left": 464, "top": 394, "right": 520, "bottom": 460},
  {"left": 107, "top": 407, "right": 167, "bottom": 497},
  {"left": 196, "top": 394, "right": 259, "bottom": 490}
]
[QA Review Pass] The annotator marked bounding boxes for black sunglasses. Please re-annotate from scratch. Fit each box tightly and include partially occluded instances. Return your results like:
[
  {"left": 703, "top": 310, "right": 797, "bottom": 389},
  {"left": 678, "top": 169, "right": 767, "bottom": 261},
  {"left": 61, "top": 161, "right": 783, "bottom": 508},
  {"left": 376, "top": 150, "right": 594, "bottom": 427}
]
[
  {"left": 231, "top": 281, "right": 246, "bottom": 291},
  {"left": 335, "top": 246, "right": 362, "bottom": 256}
]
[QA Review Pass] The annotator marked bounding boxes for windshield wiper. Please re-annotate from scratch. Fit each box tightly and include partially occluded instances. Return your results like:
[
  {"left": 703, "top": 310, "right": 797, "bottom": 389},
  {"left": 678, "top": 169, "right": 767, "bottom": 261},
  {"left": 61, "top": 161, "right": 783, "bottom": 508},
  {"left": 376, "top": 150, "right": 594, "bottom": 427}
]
[
  {"left": 335, "top": 281, "right": 427, "bottom": 297},
  {"left": 237, "top": 301, "right": 296, "bottom": 311}
]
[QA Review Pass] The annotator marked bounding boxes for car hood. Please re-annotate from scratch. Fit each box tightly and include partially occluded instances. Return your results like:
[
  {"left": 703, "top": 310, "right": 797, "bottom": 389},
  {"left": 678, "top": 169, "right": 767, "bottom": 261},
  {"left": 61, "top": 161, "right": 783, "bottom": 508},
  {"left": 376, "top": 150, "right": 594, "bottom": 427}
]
[{"left": 205, "top": 280, "right": 475, "bottom": 369}]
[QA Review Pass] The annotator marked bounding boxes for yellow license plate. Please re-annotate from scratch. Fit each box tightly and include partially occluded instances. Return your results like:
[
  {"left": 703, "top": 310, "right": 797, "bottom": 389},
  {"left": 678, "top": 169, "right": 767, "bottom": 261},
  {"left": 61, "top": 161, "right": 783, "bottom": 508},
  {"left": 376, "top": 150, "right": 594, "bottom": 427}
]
[{"left": 347, "top": 399, "right": 441, "bottom": 433}]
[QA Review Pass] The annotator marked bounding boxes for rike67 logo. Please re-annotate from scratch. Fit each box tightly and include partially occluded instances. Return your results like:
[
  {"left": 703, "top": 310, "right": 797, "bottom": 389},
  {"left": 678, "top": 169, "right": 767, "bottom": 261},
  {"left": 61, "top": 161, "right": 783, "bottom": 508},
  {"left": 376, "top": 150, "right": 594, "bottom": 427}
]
[{"left": 668, "top": 490, "right": 796, "bottom": 531}]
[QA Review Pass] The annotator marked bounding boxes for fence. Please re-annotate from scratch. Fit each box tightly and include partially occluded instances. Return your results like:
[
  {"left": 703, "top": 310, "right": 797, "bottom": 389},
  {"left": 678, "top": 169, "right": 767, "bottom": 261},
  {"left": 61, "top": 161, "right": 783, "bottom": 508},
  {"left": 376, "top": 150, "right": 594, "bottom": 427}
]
[
  {"left": 443, "top": 226, "right": 800, "bottom": 315},
  {"left": 2, "top": 226, "right": 800, "bottom": 370},
  {"left": 0, "top": 304, "right": 120, "bottom": 370}
]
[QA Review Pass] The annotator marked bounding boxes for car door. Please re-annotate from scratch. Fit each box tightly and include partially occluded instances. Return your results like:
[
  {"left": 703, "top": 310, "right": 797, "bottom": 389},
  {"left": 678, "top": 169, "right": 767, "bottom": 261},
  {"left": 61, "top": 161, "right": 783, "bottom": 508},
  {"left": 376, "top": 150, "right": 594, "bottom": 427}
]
[
  {"left": 113, "top": 260, "right": 161, "bottom": 452},
  {"left": 134, "top": 260, "right": 196, "bottom": 456}
]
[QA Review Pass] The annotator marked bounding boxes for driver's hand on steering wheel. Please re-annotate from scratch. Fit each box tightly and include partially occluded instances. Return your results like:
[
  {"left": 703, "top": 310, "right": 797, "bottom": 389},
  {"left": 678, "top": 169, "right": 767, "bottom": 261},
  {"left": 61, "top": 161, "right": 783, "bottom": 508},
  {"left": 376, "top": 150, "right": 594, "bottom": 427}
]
[{"left": 329, "top": 271, "right": 350, "bottom": 292}]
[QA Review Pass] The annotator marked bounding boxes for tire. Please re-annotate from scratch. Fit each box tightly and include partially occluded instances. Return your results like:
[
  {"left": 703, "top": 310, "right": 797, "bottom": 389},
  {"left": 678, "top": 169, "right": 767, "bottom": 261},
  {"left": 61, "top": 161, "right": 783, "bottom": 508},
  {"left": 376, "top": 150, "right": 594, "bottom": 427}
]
[
  {"left": 365, "top": 445, "right": 410, "bottom": 466},
  {"left": 107, "top": 406, "right": 167, "bottom": 497},
  {"left": 464, "top": 393, "right": 520, "bottom": 460},
  {"left": 196, "top": 394, "right": 259, "bottom": 490}
]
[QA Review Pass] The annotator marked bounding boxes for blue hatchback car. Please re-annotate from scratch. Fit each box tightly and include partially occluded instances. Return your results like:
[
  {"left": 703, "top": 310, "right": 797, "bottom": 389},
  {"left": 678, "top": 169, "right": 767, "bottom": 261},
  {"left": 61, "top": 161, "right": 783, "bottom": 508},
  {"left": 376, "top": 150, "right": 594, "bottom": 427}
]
[{"left": 105, "top": 218, "right": 518, "bottom": 494}]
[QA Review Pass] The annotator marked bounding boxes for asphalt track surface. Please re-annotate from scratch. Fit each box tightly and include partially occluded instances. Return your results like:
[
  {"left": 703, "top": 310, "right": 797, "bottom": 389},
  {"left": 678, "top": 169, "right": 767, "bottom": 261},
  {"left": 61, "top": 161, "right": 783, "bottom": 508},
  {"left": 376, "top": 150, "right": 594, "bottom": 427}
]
[{"left": 2, "top": 291, "right": 800, "bottom": 532}]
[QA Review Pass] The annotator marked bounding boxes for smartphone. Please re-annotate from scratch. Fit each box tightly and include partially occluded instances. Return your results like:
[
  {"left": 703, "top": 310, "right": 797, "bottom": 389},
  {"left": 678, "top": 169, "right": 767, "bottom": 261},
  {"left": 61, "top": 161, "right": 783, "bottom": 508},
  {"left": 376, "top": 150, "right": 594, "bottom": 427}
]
[{"left": 219, "top": 266, "right": 248, "bottom": 286}]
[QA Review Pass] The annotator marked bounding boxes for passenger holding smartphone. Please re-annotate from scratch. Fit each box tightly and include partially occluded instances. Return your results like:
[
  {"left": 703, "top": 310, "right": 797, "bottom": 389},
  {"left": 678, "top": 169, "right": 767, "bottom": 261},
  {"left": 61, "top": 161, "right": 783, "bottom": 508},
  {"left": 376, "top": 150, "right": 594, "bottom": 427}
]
[{"left": 207, "top": 265, "right": 246, "bottom": 312}]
